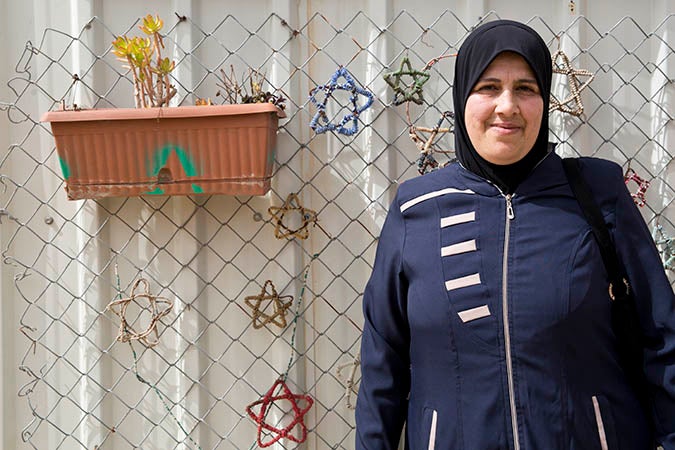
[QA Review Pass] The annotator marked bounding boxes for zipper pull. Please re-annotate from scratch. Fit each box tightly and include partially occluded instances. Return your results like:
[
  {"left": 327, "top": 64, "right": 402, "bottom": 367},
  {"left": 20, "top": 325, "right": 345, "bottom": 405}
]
[{"left": 506, "top": 194, "right": 515, "bottom": 220}]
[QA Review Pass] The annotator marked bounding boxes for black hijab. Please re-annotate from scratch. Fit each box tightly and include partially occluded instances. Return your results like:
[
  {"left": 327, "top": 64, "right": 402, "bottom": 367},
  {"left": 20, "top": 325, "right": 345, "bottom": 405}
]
[{"left": 453, "top": 20, "right": 552, "bottom": 194}]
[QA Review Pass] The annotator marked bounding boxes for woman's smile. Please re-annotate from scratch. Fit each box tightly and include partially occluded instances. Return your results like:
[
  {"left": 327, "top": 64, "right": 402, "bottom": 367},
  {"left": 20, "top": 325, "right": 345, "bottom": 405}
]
[{"left": 490, "top": 121, "right": 522, "bottom": 133}]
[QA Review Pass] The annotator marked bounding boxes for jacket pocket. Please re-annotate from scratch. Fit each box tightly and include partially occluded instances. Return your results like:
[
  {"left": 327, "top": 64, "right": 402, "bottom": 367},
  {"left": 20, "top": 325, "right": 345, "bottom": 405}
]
[
  {"left": 591, "top": 395, "right": 619, "bottom": 450},
  {"left": 424, "top": 407, "right": 438, "bottom": 450}
]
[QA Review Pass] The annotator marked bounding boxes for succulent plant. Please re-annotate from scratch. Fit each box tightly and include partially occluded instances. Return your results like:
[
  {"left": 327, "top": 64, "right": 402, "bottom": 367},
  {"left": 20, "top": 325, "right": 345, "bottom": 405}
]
[{"left": 112, "top": 14, "right": 176, "bottom": 108}]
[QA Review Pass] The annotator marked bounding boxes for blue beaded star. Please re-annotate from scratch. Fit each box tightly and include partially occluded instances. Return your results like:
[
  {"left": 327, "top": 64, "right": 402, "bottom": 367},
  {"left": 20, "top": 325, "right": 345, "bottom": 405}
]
[{"left": 309, "top": 67, "right": 374, "bottom": 136}]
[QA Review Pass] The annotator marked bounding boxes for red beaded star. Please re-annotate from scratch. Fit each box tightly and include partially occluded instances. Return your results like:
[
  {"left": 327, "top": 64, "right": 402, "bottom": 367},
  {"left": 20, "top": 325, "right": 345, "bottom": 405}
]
[
  {"left": 624, "top": 167, "right": 650, "bottom": 207},
  {"left": 245, "top": 378, "right": 314, "bottom": 447}
]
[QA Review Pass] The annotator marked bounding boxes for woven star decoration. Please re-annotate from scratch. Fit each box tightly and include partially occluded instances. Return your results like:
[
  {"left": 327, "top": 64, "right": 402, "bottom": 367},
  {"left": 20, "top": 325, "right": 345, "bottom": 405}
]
[
  {"left": 309, "top": 67, "right": 374, "bottom": 135},
  {"left": 244, "top": 280, "right": 294, "bottom": 329},
  {"left": 416, "top": 152, "right": 441, "bottom": 175},
  {"left": 383, "top": 56, "right": 430, "bottom": 105},
  {"left": 107, "top": 278, "right": 173, "bottom": 348},
  {"left": 653, "top": 224, "right": 675, "bottom": 271},
  {"left": 245, "top": 378, "right": 314, "bottom": 447},
  {"left": 336, "top": 352, "right": 361, "bottom": 410},
  {"left": 624, "top": 167, "right": 650, "bottom": 207},
  {"left": 409, "top": 111, "right": 455, "bottom": 175},
  {"left": 268, "top": 192, "right": 319, "bottom": 240},
  {"left": 549, "top": 49, "right": 595, "bottom": 116}
]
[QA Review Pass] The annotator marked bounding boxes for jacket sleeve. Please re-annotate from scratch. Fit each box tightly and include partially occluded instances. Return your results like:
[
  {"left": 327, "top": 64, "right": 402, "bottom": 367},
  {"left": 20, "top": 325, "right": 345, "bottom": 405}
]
[
  {"left": 355, "top": 193, "right": 410, "bottom": 450},
  {"left": 613, "top": 175, "right": 675, "bottom": 449}
]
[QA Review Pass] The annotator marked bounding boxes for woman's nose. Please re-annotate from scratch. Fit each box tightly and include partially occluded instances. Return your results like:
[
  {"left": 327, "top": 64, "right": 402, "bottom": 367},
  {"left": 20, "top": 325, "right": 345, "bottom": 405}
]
[{"left": 495, "top": 90, "right": 518, "bottom": 115}]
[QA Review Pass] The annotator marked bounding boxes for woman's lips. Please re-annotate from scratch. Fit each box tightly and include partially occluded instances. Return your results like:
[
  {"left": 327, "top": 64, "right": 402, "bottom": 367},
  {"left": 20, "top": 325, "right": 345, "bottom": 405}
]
[{"left": 490, "top": 123, "right": 522, "bottom": 134}]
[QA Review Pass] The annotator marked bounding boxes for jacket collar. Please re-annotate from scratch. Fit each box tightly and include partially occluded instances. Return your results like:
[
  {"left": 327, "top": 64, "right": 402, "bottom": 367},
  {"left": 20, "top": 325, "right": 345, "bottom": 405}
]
[
  {"left": 451, "top": 151, "right": 568, "bottom": 197},
  {"left": 515, "top": 152, "right": 568, "bottom": 196}
]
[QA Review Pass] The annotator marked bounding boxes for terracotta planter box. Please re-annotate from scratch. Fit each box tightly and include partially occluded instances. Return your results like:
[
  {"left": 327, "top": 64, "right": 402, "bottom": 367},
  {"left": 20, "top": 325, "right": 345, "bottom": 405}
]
[{"left": 41, "top": 103, "right": 285, "bottom": 200}]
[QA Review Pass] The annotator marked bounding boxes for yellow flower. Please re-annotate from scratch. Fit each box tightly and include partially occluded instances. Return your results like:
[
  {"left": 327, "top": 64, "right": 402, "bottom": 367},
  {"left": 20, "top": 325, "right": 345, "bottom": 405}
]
[
  {"left": 125, "top": 37, "right": 150, "bottom": 68},
  {"left": 111, "top": 36, "right": 132, "bottom": 58},
  {"left": 140, "top": 14, "right": 164, "bottom": 35},
  {"left": 152, "top": 57, "right": 175, "bottom": 75}
]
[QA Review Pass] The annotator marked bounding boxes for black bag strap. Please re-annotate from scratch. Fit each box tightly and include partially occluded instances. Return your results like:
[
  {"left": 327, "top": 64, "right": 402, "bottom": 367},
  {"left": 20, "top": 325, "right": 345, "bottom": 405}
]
[
  {"left": 561, "top": 158, "right": 629, "bottom": 299},
  {"left": 562, "top": 157, "right": 655, "bottom": 443}
]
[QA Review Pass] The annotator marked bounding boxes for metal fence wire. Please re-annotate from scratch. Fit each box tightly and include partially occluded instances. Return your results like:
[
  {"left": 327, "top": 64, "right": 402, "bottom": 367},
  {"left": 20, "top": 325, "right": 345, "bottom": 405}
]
[{"left": 1, "top": 10, "right": 674, "bottom": 450}]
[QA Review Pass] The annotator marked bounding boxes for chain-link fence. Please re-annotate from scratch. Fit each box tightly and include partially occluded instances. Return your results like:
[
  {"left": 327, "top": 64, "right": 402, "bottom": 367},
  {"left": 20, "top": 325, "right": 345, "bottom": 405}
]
[{"left": 2, "top": 9, "right": 673, "bottom": 450}]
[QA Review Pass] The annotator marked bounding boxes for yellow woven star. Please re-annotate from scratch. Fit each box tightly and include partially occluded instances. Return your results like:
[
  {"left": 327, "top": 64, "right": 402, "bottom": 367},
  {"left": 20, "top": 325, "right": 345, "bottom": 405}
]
[
  {"left": 107, "top": 278, "right": 173, "bottom": 348},
  {"left": 268, "top": 193, "right": 318, "bottom": 240},
  {"left": 336, "top": 352, "right": 361, "bottom": 409},
  {"left": 244, "top": 280, "right": 294, "bottom": 329},
  {"left": 550, "top": 49, "right": 595, "bottom": 116}
]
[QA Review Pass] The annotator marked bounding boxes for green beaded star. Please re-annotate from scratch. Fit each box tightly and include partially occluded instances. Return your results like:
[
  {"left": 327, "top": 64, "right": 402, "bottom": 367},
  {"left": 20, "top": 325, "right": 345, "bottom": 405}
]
[{"left": 383, "top": 56, "right": 430, "bottom": 105}]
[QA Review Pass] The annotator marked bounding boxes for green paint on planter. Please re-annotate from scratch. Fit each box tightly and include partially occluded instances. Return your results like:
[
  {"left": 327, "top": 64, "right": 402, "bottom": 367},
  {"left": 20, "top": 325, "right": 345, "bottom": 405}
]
[
  {"left": 145, "top": 145, "right": 204, "bottom": 196},
  {"left": 267, "top": 148, "right": 276, "bottom": 167},
  {"left": 146, "top": 187, "right": 164, "bottom": 195},
  {"left": 58, "top": 157, "right": 71, "bottom": 179},
  {"left": 178, "top": 150, "right": 198, "bottom": 176},
  {"left": 149, "top": 145, "right": 198, "bottom": 177}
]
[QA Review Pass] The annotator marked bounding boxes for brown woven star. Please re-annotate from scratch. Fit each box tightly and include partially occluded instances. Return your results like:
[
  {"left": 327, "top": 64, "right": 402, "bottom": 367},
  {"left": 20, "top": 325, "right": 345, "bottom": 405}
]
[
  {"left": 409, "top": 111, "right": 454, "bottom": 174},
  {"left": 268, "top": 193, "right": 319, "bottom": 240},
  {"left": 409, "top": 111, "right": 454, "bottom": 153},
  {"left": 107, "top": 278, "right": 173, "bottom": 348},
  {"left": 244, "top": 280, "right": 294, "bottom": 329},
  {"left": 336, "top": 352, "right": 361, "bottom": 410},
  {"left": 549, "top": 49, "right": 595, "bottom": 116}
]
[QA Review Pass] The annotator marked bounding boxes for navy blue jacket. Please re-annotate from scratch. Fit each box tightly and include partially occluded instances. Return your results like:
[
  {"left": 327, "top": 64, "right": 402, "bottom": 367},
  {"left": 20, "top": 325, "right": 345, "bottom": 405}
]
[{"left": 356, "top": 153, "right": 675, "bottom": 450}]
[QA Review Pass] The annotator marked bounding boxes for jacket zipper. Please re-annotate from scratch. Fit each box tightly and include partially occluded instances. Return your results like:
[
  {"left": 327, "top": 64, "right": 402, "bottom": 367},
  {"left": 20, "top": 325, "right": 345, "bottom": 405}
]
[
  {"left": 455, "top": 159, "right": 547, "bottom": 449},
  {"left": 503, "top": 194, "right": 520, "bottom": 450}
]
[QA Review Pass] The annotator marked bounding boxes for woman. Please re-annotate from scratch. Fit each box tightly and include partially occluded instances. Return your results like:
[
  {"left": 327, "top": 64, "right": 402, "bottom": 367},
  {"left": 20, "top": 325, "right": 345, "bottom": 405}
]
[{"left": 356, "top": 20, "right": 675, "bottom": 449}]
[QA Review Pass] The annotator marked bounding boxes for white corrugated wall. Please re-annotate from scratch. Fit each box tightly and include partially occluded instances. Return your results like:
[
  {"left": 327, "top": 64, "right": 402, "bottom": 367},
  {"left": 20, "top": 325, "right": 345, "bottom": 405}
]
[{"left": 1, "top": 1, "right": 673, "bottom": 449}]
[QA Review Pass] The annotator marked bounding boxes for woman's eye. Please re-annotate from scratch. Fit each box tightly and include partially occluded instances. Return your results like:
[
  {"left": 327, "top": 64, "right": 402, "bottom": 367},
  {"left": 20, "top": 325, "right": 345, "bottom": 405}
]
[
  {"left": 517, "top": 85, "right": 538, "bottom": 94},
  {"left": 476, "top": 84, "right": 498, "bottom": 92}
]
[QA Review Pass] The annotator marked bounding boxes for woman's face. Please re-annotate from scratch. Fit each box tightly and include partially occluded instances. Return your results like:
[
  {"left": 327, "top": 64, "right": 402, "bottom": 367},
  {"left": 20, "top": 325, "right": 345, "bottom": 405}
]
[{"left": 464, "top": 52, "right": 544, "bottom": 165}]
